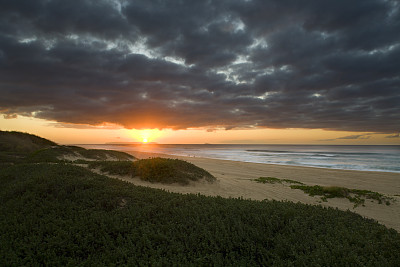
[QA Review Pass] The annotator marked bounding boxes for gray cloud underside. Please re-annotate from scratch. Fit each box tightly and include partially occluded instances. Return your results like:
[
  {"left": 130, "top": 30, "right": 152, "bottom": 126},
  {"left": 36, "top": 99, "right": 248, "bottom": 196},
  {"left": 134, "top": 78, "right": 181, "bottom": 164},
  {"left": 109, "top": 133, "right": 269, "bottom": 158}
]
[
  {"left": 385, "top": 133, "right": 400, "bottom": 138},
  {"left": 337, "top": 134, "right": 371, "bottom": 140},
  {"left": 319, "top": 134, "right": 372, "bottom": 141},
  {"left": 1, "top": 0, "right": 399, "bottom": 132}
]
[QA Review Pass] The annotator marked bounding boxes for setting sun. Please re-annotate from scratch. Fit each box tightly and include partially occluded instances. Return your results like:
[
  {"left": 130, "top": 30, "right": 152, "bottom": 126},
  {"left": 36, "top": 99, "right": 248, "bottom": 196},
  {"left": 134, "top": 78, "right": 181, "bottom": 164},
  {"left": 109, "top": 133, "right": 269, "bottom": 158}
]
[{"left": 130, "top": 129, "right": 163, "bottom": 143}]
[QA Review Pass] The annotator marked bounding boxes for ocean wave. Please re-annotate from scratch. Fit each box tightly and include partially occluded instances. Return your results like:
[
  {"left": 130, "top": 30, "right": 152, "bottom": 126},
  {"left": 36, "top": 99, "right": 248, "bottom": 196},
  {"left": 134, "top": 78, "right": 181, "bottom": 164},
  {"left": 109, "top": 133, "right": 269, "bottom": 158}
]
[
  {"left": 81, "top": 144, "right": 400, "bottom": 173},
  {"left": 246, "top": 149, "right": 382, "bottom": 156}
]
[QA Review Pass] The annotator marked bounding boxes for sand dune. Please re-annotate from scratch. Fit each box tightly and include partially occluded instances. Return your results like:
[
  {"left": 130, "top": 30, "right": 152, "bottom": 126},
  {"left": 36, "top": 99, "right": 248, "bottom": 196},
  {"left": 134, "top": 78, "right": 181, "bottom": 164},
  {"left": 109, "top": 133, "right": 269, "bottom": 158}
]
[{"left": 108, "top": 151, "right": 400, "bottom": 232}]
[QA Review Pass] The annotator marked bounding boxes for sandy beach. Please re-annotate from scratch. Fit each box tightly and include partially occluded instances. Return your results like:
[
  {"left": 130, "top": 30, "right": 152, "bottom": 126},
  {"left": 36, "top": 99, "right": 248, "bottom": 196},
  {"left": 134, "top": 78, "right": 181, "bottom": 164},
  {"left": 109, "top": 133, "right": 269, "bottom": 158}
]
[{"left": 107, "top": 151, "right": 400, "bottom": 232}]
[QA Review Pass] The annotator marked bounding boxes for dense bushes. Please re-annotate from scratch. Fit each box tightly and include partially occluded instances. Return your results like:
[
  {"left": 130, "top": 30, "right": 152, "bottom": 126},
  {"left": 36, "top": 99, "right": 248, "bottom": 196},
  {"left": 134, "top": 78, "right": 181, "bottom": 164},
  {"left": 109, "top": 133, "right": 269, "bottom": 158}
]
[
  {"left": 1, "top": 164, "right": 399, "bottom": 266},
  {"left": 88, "top": 157, "right": 216, "bottom": 185},
  {"left": 1, "top": 132, "right": 400, "bottom": 265},
  {"left": 88, "top": 160, "right": 135, "bottom": 176}
]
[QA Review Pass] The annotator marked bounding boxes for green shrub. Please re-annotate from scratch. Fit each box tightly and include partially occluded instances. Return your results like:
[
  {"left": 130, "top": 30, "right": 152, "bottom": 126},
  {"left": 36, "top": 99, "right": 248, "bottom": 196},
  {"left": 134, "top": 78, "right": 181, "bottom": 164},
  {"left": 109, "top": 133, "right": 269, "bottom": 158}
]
[
  {"left": 0, "top": 164, "right": 399, "bottom": 266},
  {"left": 89, "top": 158, "right": 216, "bottom": 185},
  {"left": 254, "top": 176, "right": 304, "bottom": 185},
  {"left": 133, "top": 157, "right": 215, "bottom": 184},
  {"left": 0, "top": 130, "right": 56, "bottom": 153},
  {"left": 26, "top": 146, "right": 70, "bottom": 163},
  {"left": 88, "top": 161, "right": 136, "bottom": 176},
  {"left": 79, "top": 148, "right": 135, "bottom": 161},
  {"left": 25, "top": 146, "right": 135, "bottom": 163},
  {"left": 290, "top": 185, "right": 393, "bottom": 207}
]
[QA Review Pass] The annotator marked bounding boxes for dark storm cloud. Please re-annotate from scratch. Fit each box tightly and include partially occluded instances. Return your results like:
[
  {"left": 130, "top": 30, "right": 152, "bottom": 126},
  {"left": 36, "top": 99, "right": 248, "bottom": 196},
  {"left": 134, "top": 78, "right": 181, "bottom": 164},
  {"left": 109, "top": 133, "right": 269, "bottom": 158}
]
[{"left": 0, "top": 0, "right": 399, "bottom": 133}]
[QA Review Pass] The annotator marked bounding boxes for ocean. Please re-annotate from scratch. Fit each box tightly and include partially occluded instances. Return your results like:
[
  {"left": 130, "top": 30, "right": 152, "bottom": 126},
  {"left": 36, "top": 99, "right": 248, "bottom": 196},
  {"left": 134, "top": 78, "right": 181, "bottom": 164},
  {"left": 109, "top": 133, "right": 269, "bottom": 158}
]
[{"left": 80, "top": 144, "right": 400, "bottom": 173}]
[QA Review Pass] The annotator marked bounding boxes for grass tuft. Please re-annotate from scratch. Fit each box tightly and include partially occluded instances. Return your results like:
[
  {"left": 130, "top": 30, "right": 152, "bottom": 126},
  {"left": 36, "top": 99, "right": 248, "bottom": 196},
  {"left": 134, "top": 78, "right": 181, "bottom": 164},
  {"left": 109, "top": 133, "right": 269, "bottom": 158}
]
[
  {"left": 290, "top": 185, "right": 394, "bottom": 208},
  {"left": 254, "top": 176, "right": 304, "bottom": 185}
]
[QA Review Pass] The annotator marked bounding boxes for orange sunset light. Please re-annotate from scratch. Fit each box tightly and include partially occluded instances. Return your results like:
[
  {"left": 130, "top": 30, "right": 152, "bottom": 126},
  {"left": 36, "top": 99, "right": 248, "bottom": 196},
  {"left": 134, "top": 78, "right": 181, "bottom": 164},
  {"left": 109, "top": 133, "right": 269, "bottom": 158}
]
[{"left": 130, "top": 129, "right": 163, "bottom": 144}]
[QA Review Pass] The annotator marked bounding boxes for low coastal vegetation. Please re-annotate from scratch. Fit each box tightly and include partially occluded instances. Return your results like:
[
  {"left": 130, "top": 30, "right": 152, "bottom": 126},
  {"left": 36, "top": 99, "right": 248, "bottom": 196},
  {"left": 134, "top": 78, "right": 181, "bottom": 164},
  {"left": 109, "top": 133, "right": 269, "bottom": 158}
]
[
  {"left": 88, "top": 158, "right": 216, "bottom": 185},
  {"left": 254, "top": 176, "right": 304, "bottom": 185},
  {"left": 0, "top": 130, "right": 214, "bottom": 185},
  {"left": 0, "top": 130, "right": 56, "bottom": 153},
  {"left": 1, "top": 163, "right": 400, "bottom": 265},
  {"left": 27, "top": 145, "right": 135, "bottom": 163},
  {"left": 0, "top": 131, "right": 134, "bottom": 164},
  {"left": 290, "top": 185, "right": 393, "bottom": 207},
  {"left": 1, "top": 131, "right": 400, "bottom": 265},
  {"left": 254, "top": 176, "right": 394, "bottom": 208}
]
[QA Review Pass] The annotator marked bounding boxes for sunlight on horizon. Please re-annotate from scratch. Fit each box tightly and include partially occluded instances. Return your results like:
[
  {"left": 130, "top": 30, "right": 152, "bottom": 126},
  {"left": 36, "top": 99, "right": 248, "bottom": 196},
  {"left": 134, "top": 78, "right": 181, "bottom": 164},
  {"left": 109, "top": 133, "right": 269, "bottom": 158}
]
[
  {"left": 1, "top": 115, "right": 399, "bottom": 145},
  {"left": 130, "top": 129, "right": 163, "bottom": 143}
]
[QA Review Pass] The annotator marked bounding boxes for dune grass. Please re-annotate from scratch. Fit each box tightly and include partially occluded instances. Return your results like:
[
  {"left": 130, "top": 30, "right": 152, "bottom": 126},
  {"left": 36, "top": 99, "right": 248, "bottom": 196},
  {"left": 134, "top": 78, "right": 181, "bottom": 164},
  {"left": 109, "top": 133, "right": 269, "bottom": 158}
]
[
  {"left": 1, "top": 163, "right": 399, "bottom": 266},
  {"left": 254, "top": 176, "right": 394, "bottom": 208},
  {"left": 27, "top": 146, "right": 135, "bottom": 163},
  {"left": 254, "top": 176, "right": 304, "bottom": 185},
  {"left": 0, "top": 130, "right": 56, "bottom": 153},
  {"left": 0, "top": 131, "right": 134, "bottom": 164},
  {"left": 0, "top": 131, "right": 57, "bottom": 164},
  {"left": 290, "top": 185, "right": 393, "bottom": 207},
  {"left": 88, "top": 157, "right": 216, "bottom": 185}
]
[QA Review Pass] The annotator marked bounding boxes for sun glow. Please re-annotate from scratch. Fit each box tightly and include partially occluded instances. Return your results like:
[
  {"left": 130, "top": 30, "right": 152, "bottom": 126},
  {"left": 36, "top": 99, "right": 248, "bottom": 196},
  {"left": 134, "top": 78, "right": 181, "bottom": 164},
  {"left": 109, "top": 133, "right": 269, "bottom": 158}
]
[{"left": 130, "top": 129, "right": 163, "bottom": 143}]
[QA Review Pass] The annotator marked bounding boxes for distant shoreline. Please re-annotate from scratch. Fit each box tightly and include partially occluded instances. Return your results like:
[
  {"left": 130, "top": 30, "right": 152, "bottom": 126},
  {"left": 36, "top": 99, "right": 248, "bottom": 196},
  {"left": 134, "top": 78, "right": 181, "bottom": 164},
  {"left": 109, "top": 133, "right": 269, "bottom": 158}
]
[{"left": 79, "top": 144, "right": 400, "bottom": 174}]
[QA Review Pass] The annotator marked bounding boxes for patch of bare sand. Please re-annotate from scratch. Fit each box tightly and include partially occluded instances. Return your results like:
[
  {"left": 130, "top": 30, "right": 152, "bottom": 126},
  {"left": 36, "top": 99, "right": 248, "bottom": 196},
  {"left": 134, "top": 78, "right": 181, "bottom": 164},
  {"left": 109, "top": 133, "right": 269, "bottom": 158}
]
[{"left": 101, "top": 151, "right": 400, "bottom": 232}]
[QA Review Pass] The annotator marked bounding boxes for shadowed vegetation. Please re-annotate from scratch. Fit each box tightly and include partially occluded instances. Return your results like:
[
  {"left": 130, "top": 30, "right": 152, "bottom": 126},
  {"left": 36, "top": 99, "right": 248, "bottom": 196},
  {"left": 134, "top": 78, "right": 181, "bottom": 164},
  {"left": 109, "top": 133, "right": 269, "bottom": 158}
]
[
  {"left": 1, "top": 131, "right": 400, "bottom": 265},
  {"left": 0, "top": 131, "right": 134, "bottom": 164},
  {"left": 88, "top": 157, "right": 216, "bottom": 185},
  {"left": 27, "top": 146, "right": 135, "bottom": 163},
  {"left": 0, "top": 131, "right": 57, "bottom": 164},
  {"left": 254, "top": 176, "right": 394, "bottom": 208},
  {"left": 254, "top": 176, "right": 304, "bottom": 185},
  {"left": 1, "top": 163, "right": 399, "bottom": 266},
  {"left": 290, "top": 185, "right": 394, "bottom": 207},
  {"left": 0, "top": 131, "right": 56, "bottom": 153}
]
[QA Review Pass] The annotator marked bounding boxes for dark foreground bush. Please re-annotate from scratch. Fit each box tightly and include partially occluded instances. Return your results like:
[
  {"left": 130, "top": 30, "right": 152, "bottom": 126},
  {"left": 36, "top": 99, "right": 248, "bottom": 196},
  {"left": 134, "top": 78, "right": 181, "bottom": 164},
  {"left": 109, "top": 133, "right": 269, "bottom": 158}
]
[
  {"left": 1, "top": 164, "right": 399, "bottom": 266},
  {"left": 89, "top": 157, "right": 216, "bottom": 185},
  {"left": 134, "top": 157, "right": 216, "bottom": 184},
  {"left": 88, "top": 160, "right": 135, "bottom": 176}
]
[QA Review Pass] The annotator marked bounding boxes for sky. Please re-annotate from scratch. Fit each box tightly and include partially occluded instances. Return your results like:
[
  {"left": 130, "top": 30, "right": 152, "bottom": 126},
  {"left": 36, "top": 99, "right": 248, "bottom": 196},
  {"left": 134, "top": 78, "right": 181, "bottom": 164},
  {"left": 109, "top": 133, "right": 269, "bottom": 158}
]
[{"left": 0, "top": 0, "right": 399, "bottom": 144}]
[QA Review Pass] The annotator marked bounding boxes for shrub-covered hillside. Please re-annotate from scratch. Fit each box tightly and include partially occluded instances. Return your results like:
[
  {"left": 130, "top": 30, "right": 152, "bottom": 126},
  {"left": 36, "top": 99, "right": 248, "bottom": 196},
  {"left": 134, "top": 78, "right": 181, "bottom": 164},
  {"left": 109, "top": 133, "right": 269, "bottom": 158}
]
[
  {"left": 27, "top": 145, "right": 135, "bottom": 163},
  {"left": 1, "top": 163, "right": 400, "bottom": 266},
  {"left": 88, "top": 158, "right": 216, "bottom": 185},
  {"left": 0, "top": 131, "right": 399, "bottom": 265},
  {"left": 0, "top": 131, "right": 134, "bottom": 163},
  {"left": 0, "top": 131, "right": 56, "bottom": 153},
  {"left": 0, "top": 131, "right": 213, "bottom": 185}
]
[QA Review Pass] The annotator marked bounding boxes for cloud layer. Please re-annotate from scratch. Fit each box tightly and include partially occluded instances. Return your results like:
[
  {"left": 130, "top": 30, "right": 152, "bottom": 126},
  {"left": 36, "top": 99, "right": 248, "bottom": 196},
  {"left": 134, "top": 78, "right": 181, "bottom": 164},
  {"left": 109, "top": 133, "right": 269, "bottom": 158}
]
[{"left": 1, "top": 0, "right": 399, "bottom": 132}]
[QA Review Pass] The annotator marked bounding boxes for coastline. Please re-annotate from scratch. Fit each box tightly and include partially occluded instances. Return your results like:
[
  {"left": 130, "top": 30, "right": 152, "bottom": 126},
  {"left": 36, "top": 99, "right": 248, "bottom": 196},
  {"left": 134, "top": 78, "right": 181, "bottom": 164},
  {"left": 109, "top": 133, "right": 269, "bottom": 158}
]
[
  {"left": 79, "top": 144, "right": 400, "bottom": 174},
  {"left": 119, "top": 150, "right": 400, "bottom": 232}
]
